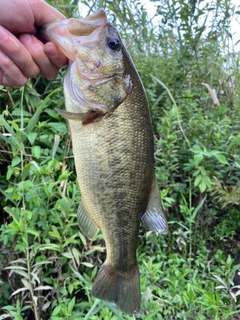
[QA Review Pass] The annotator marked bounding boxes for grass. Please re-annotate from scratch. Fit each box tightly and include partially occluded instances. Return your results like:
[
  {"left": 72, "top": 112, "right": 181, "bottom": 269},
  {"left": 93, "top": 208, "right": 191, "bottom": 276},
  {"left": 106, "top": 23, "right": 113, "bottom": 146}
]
[{"left": 1, "top": 0, "right": 240, "bottom": 319}]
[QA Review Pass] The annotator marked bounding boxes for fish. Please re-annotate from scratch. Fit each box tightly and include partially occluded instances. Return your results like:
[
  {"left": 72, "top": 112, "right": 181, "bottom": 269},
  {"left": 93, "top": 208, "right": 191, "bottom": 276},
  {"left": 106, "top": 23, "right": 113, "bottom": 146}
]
[{"left": 42, "top": 8, "right": 168, "bottom": 315}]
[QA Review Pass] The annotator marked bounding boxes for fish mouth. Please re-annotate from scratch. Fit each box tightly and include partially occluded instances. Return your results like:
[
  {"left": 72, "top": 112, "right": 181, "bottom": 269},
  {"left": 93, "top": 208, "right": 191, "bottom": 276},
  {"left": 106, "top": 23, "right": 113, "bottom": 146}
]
[
  {"left": 42, "top": 9, "right": 129, "bottom": 113},
  {"left": 41, "top": 9, "right": 109, "bottom": 62}
]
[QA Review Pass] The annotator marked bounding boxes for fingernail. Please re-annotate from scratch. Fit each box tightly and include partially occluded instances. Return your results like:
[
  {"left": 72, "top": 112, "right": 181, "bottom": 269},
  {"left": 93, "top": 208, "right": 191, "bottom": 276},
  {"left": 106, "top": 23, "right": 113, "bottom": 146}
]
[{"left": 0, "top": 26, "right": 9, "bottom": 40}]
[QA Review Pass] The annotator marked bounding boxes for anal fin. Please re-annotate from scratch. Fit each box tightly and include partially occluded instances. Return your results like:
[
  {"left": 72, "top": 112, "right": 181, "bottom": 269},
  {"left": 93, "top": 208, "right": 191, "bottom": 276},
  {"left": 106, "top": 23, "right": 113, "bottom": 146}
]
[
  {"left": 142, "top": 176, "right": 168, "bottom": 234},
  {"left": 77, "top": 200, "right": 99, "bottom": 240}
]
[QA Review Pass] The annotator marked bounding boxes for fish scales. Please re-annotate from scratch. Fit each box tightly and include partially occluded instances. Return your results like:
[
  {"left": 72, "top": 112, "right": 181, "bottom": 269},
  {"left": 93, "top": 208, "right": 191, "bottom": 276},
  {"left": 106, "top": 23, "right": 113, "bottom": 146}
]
[
  {"left": 69, "top": 65, "right": 154, "bottom": 271},
  {"left": 42, "top": 8, "right": 168, "bottom": 315}
]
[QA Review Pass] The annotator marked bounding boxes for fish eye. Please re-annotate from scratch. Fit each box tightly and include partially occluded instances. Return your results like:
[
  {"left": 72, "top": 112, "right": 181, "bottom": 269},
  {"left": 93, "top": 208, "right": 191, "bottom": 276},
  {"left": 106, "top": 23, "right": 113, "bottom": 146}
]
[{"left": 107, "top": 38, "right": 120, "bottom": 50}]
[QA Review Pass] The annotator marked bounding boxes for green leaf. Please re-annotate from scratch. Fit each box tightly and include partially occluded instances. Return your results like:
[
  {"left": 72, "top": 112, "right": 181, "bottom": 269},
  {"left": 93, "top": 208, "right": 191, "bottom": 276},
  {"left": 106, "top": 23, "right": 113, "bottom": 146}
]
[
  {"left": 79, "top": 231, "right": 87, "bottom": 246},
  {"left": 28, "top": 132, "right": 38, "bottom": 145},
  {"left": 34, "top": 285, "right": 53, "bottom": 291},
  {"left": 199, "top": 181, "right": 207, "bottom": 193},
  {"left": 193, "top": 153, "right": 203, "bottom": 166},
  {"left": 5, "top": 187, "right": 15, "bottom": 193},
  {"left": 38, "top": 244, "right": 61, "bottom": 252},
  {"left": 11, "top": 156, "right": 21, "bottom": 167},
  {"left": 214, "top": 153, "right": 228, "bottom": 164},
  {"left": 6, "top": 167, "right": 14, "bottom": 181},
  {"left": 144, "top": 309, "right": 161, "bottom": 320},
  {"left": 204, "top": 175, "right": 211, "bottom": 188},
  {"left": 25, "top": 88, "right": 61, "bottom": 136},
  {"left": 12, "top": 109, "right": 31, "bottom": 117},
  {"left": 33, "top": 260, "right": 53, "bottom": 267},
  {"left": 48, "top": 122, "right": 67, "bottom": 134},
  {"left": 5, "top": 266, "right": 27, "bottom": 271},
  {"left": 85, "top": 246, "right": 105, "bottom": 255},
  {"left": 72, "top": 247, "right": 81, "bottom": 265},
  {"left": 26, "top": 228, "right": 40, "bottom": 237},
  {"left": 191, "top": 196, "right": 206, "bottom": 221},
  {"left": 21, "top": 279, "right": 30, "bottom": 290},
  {"left": 0, "top": 115, "right": 14, "bottom": 135},
  {"left": 51, "top": 134, "right": 60, "bottom": 158},
  {"left": 48, "top": 231, "right": 61, "bottom": 241},
  {"left": 52, "top": 305, "right": 62, "bottom": 316},
  {"left": 62, "top": 252, "right": 73, "bottom": 259},
  {"left": 7, "top": 269, "right": 29, "bottom": 278},
  {"left": 31, "top": 146, "right": 41, "bottom": 159},
  {"left": 68, "top": 297, "right": 76, "bottom": 313},
  {"left": 10, "top": 287, "right": 28, "bottom": 297},
  {"left": 191, "top": 145, "right": 202, "bottom": 153},
  {"left": 194, "top": 174, "right": 202, "bottom": 187},
  {"left": 22, "top": 163, "right": 31, "bottom": 180},
  {"left": 44, "top": 108, "right": 60, "bottom": 119},
  {"left": 81, "top": 262, "right": 94, "bottom": 268}
]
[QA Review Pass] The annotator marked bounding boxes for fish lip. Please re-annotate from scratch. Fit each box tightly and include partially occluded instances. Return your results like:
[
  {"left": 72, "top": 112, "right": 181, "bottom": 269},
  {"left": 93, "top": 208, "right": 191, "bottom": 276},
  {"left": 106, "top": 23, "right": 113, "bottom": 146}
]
[
  {"left": 40, "top": 10, "right": 109, "bottom": 60},
  {"left": 39, "top": 19, "right": 68, "bottom": 42}
]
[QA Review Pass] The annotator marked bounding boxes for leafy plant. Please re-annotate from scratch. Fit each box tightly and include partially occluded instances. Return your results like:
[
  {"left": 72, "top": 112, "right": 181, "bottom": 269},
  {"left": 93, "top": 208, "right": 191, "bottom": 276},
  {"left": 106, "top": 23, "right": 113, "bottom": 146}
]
[{"left": 1, "top": 0, "right": 240, "bottom": 319}]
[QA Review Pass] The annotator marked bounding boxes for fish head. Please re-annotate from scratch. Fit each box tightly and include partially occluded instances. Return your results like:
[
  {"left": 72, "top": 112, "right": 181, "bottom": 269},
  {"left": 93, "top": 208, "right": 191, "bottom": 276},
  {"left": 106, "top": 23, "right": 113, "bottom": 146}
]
[{"left": 42, "top": 9, "right": 132, "bottom": 113}]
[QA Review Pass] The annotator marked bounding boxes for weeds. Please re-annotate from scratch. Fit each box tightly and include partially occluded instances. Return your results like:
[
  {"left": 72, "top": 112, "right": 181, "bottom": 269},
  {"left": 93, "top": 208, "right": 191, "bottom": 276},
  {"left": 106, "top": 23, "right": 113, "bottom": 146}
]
[{"left": 0, "top": 0, "right": 240, "bottom": 319}]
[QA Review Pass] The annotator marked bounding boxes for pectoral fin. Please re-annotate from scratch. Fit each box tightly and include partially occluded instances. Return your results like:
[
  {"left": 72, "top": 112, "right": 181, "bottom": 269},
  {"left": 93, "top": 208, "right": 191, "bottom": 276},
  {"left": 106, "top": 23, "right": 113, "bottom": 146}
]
[
  {"left": 142, "top": 177, "right": 168, "bottom": 234},
  {"left": 55, "top": 108, "right": 93, "bottom": 121},
  {"left": 77, "top": 200, "right": 99, "bottom": 240}
]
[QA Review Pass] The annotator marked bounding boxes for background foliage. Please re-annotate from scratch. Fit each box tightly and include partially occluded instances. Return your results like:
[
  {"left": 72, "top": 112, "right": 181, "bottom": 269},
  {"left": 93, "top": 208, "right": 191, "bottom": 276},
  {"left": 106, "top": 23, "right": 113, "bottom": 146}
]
[{"left": 0, "top": 0, "right": 240, "bottom": 319}]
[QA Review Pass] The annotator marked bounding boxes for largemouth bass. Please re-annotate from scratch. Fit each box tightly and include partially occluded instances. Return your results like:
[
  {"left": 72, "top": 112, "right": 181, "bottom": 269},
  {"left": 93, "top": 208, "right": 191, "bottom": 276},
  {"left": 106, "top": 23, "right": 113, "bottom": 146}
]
[{"left": 43, "top": 8, "right": 168, "bottom": 315}]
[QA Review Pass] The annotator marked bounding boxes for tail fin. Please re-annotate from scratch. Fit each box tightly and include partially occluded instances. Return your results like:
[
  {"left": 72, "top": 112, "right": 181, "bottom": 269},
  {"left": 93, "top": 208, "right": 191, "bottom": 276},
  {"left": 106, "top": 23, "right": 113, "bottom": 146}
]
[{"left": 91, "top": 263, "right": 140, "bottom": 315}]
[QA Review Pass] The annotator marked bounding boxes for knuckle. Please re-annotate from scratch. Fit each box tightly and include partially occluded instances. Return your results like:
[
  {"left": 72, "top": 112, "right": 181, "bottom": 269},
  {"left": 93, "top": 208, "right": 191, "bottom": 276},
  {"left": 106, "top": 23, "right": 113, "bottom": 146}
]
[
  {"left": 6, "top": 41, "right": 22, "bottom": 57},
  {"left": 0, "top": 53, "right": 28, "bottom": 87},
  {"left": 1, "top": 57, "right": 15, "bottom": 70}
]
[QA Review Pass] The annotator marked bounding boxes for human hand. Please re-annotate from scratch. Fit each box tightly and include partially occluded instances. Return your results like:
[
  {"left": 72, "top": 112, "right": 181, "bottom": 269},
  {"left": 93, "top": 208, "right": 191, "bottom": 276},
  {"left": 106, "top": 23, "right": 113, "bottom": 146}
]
[{"left": 0, "top": 0, "right": 68, "bottom": 87}]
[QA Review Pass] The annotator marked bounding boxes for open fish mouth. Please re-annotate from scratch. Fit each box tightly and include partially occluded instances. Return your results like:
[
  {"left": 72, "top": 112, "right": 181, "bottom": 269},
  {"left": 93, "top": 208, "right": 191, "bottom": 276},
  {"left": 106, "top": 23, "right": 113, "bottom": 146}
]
[
  {"left": 41, "top": 9, "right": 109, "bottom": 63},
  {"left": 41, "top": 8, "right": 128, "bottom": 113}
]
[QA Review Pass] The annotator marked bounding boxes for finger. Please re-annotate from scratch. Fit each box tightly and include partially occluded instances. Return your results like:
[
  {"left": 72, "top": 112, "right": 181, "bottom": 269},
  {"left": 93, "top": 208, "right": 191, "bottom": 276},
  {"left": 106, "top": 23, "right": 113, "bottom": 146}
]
[
  {"left": 0, "top": 50, "right": 27, "bottom": 87},
  {"left": 19, "top": 33, "right": 59, "bottom": 80},
  {"left": 44, "top": 42, "right": 68, "bottom": 68},
  {"left": 30, "top": 0, "right": 66, "bottom": 26},
  {"left": 0, "top": 0, "right": 35, "bottom": 34},
  {"left": 0, "top": 26, "right": 40, "bottom": 79}
]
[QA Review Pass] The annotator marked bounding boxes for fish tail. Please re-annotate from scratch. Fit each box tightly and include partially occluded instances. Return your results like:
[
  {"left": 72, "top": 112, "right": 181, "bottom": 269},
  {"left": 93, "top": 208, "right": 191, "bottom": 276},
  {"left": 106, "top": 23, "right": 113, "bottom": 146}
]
[{"left": 91, "top": 263, "right": 140, "bottom": 315}]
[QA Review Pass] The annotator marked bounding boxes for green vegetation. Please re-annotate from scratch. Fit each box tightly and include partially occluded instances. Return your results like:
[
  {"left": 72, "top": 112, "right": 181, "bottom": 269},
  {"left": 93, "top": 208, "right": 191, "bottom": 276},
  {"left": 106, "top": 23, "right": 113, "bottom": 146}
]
[{"left": 0, "top": 0, "right": 240, "bottom": 319}]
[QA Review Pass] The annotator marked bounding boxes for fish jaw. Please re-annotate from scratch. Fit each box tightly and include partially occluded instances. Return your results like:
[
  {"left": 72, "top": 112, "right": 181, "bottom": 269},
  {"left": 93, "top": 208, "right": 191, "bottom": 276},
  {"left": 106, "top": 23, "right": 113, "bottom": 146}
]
[
  {"left": 43, "top": 9, "right": 131, "bottom": 114},
  {"left": 42, "top": 10, "right": 125, "bottom": 79},
  {"left": 42, "top": 9, "right": 108, "bottom": 62},
  {"left": 41, "top": 19, "right": 75, "bottom": 61}
]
